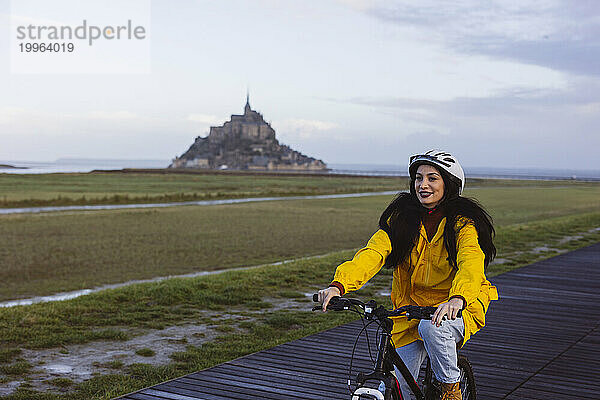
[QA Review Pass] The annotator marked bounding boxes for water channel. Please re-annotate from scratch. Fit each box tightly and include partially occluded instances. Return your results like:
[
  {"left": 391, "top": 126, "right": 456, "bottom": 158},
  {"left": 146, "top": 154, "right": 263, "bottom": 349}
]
[{"left": 0, "top": 191, "right": 397, "bottom": 215}]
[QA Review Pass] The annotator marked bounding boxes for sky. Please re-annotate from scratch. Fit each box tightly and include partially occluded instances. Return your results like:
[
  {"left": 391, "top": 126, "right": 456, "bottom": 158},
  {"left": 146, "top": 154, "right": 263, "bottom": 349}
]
[{"left": 1, "top": 0, "right": 600, "bottom": 170}]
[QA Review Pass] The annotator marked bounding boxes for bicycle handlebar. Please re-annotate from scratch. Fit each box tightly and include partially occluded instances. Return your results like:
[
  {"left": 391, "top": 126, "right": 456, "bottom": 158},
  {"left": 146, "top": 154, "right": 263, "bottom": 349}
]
[{"left": 312, "top": 294, "right": 461, "bottom": 320}]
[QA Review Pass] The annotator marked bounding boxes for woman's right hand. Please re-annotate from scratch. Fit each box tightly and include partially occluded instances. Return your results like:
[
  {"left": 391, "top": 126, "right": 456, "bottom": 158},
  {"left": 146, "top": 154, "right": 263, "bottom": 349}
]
[{"left": 318, "top": 286, "right": 341, "bottom": 312}]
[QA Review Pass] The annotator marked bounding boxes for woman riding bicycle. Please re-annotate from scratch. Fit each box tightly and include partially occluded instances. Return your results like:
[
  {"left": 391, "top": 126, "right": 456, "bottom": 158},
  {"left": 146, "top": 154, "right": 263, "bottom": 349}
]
[{"left": 318, "top": 150, "right": 498, "bottom": 400}]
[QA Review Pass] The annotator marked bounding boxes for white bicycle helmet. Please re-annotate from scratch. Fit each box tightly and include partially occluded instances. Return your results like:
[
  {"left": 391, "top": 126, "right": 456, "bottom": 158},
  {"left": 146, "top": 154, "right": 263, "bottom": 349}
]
[{"left": 409, "top": 149, "right": 465, "bottom": 194}]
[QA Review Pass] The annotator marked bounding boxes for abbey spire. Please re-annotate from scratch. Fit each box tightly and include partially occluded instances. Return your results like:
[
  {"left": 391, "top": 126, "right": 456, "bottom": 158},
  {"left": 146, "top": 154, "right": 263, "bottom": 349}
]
[{"left": 244, "top": 91, "right": 251, "bottom": 115}]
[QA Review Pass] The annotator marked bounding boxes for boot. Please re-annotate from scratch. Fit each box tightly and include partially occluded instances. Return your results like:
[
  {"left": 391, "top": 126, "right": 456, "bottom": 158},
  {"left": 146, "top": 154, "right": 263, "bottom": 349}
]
[{"left": 440, "top": 382, "right": 461, "bottom": 400}]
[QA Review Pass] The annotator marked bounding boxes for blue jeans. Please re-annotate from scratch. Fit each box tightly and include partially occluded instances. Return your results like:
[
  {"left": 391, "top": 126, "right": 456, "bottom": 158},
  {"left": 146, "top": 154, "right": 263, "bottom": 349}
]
[{"left": 394, "top": 318, "right": 464, "bottom": 400}]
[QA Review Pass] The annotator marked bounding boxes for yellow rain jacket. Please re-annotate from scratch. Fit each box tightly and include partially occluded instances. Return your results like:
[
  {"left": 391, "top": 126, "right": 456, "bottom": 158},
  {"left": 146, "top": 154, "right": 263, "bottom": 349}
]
[{"left": 332, "top": 217, "right": 498, "bottom": 348}]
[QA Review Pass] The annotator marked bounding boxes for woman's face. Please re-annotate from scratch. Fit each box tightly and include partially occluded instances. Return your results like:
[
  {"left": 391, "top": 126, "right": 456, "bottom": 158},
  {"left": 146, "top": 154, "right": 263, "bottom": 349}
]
[{"left": 414, "top": 164, "right": 445, "bottom": 209}]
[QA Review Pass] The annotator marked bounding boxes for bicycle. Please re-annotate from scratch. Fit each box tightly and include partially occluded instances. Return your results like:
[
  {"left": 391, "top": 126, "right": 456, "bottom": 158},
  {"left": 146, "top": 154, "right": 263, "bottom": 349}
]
[{"left": 312, "top": 295, "right": 476, "bottom": 400}]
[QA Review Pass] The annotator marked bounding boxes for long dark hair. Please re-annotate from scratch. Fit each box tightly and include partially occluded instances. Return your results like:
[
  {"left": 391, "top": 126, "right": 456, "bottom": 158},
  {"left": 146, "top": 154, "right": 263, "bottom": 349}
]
[{"left": 379, "top": 168, "right": 496, "bottom": 269}]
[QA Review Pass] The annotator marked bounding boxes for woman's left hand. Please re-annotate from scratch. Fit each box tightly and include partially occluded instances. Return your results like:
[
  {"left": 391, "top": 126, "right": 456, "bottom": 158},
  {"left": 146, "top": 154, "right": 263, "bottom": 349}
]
[{"left": 432, "top": 297, "right": 465, "bottom": 327}]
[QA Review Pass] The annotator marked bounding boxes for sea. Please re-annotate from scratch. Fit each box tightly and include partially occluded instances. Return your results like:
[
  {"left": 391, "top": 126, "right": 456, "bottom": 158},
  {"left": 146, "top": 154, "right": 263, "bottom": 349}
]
[{"left": 1, "top": 159, "right": 600, "bottom": 181}]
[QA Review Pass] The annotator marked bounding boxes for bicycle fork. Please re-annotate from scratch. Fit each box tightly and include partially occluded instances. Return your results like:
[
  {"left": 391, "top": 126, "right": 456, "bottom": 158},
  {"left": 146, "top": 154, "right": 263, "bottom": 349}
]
[{"left": 353, "top": 324, "right": 425, "bottom": 400}]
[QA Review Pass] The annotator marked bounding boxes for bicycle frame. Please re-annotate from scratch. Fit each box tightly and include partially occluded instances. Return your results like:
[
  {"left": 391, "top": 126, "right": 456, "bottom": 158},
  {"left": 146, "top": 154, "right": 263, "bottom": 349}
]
[
  {"left": 353, "top": 318, "right": 426, "bottom": 400},
  {"left": 313, "top": 296, "right": 468, "bottom": 400}
]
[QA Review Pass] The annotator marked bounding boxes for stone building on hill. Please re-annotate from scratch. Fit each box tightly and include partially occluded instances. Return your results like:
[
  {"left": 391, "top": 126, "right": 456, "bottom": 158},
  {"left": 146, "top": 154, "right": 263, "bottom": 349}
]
[{"left": 169, "top": 96, "right": 327, "bottom": 171}]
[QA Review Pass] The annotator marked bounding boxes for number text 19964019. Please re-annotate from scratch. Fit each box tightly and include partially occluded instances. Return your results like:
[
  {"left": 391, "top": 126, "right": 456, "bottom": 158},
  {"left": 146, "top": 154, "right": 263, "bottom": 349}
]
[{"left": 19, "top": 43, "right": 74, "bottom": 53}]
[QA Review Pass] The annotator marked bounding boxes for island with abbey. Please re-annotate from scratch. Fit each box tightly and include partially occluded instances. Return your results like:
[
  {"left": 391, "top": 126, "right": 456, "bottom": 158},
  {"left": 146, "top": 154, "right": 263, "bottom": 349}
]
[{"left": 169, "top": 96, "right": 327, "bottom": 171}]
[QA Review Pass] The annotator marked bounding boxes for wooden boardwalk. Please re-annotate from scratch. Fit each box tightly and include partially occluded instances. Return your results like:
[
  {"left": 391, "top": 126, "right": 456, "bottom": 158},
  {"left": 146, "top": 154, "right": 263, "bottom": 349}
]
[{"left": 118, "top": 243, "right": 600, "bottom": 399}]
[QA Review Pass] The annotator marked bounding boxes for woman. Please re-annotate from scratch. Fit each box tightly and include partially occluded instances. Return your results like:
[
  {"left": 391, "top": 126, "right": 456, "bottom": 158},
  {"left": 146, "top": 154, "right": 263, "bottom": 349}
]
[{"left": 318, "top": 150, "right": 498, "bottom": 400}]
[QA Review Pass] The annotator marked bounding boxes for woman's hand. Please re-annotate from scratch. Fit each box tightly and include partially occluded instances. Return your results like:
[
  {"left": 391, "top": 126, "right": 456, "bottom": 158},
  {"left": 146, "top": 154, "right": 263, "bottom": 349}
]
[
  {"left": 317, "top": 287, "right": 341, "bottom": 312},
  {"left": 432, "top": 297, "right": 465, "bottom": 326}
]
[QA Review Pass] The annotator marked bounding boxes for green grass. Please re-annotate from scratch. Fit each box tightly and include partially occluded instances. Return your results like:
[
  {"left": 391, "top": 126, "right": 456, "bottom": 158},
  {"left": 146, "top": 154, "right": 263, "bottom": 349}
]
[
  {"left": 1, "top": 183, "right": 600, "bottom": 301},
  {"left": 47, "top": 378, "right": 73, "bottom": 388},
  {"left": 0, "top": 348, "right": 22, "bottom": 363},
  {"left": 92, "top": 360, "right": 124, "bottom": 370},
  {"left": 0, "top": 170, "right": 595, "bottom": 208},
  {"left": 0, "top": 250, "right": 355, "bottom": 349},
  {"left": 467, "top": 185, "right": 600, "bottom": 225},
  {"left": 488, "top": 211, "right": 600, "bottom": 275},
  {"left": 0, "top": 171, "right": 404, "bottom": 208},
  {"left": 0, "top": 196, "right": 385, "bottom": 300},
  {"left": 0, "top": 361, "right": 31, "bottom": 375},
  {"left": 134, "top": 348, "right": 155, "bottom": 357}
]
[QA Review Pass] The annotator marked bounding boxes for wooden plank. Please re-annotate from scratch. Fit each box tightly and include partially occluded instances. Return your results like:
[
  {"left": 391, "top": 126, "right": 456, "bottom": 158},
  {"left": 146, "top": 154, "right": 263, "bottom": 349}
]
[
  {"left": 123, "top": 394, "right": 167, "bottom": 400},
  {"left": 124, "top": 394, "right": 169, "bottom": 400},
  {"left": 143, "top": 389, "right": 214, "bottom": 400},
  {"left": 180, "top": 370, "right": 343, "bottom": 397},
  {"left": 158, "top": 380, "right": 308, "bottom": 400}
]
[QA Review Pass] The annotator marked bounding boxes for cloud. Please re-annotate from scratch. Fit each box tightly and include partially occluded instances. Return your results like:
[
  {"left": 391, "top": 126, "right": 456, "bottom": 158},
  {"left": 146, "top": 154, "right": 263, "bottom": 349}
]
[
  {"left": 269, "top": 118, "right": 343, "bottom": 161},
  {"left": 10, "top": 13, "right": 72, "bottom": 29},
  {"left": 0, "top": 107, "right": 27, "bottom": 124},
  {"left": 0, "top": 108, "right": 145, "bottom": 136},
  {"left": 364, "top": 1, "right": 561, "bottom": 42},
  {"left": 273, "top": 118, "right": 339, "bottom": 140},
  {"left": 0, "top": 107, "right": 197, "bottom": 160},
  {"left": 87, "top": 111, "right": 139, "bottom": 120},
  {"left": 277, "top": 118, "right": 338, "bottom": 132},
  {"left": 186, "top": 113, "right": 223, "bottom": 125},
  {"left": 575, "top": 102, "right": 600, "bottom": 116},
  {"left": 0, "top": 107, "right": 163, "bottom": 138},
  {"left": 346, "top": 0, "right": 600, "bottom": 77},
  {"left": 318, "top": 78, "right": 600, "bottom": 169}
]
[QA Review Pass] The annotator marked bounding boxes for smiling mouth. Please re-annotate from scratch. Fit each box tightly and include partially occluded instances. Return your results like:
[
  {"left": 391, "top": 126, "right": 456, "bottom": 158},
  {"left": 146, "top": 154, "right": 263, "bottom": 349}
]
[{"left": 419, "top": 192, "right": 433, "bottom": 198}]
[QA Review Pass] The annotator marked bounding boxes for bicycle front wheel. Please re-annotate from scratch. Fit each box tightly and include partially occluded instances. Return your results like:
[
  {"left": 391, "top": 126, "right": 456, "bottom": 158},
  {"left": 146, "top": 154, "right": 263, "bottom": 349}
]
[{"left": 457, "top": 355, "right": 476, "bottom": 400}]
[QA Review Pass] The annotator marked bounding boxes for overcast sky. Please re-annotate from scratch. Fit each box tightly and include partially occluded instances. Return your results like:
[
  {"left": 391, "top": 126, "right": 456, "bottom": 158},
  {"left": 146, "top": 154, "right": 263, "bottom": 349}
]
[{"left": 1, "top": 0, "right": 599, "bottom": 170}]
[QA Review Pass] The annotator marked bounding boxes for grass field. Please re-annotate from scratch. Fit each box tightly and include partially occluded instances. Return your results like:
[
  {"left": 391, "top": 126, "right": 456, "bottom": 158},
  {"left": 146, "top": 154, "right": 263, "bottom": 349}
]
[
  {"left": 1, "top": 183, "right": 600, "bottom": 301},
  {"left": 0, "top": 171, "right": 404, "bottom": 208},
  {"left": 1, "top": 175, "right": 600, "bottom": 399},
  {"left": 0, "top": 170, "right": 594, "bottom": 208}
]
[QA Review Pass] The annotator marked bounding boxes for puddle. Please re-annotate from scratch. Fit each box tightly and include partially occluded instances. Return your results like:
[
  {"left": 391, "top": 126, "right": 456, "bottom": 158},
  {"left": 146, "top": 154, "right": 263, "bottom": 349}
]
[
  {"left": 558, "top": 235, "right": 584, "bottom": 244},
  {"left": 531, "top": 246, "right": 563, "bottom": 253},
  {"left": 44, "top": 364, "right": 74, "bottom": 374},
  {"left": 27, "top": 323, "right": 219, "bottom": 380},
  {"left": 1, "top": 323, "right": 218, "bottom": 396},
  {"left": 0, "top": 381, "right": 20, "bottom": 396}
]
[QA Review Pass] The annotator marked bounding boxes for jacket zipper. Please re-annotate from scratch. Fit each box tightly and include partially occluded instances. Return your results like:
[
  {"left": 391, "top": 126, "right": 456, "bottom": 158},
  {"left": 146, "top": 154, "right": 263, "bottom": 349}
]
[{"left": 425, "top": 242, "right": 431, "bottom": 285}]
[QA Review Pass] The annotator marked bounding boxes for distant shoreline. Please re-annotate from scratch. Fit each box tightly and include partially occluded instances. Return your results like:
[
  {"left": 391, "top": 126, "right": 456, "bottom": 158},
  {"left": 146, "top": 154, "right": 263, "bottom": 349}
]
[
  {"left": 92, "top": 167, "right": 384, "bottom": 180},
  {"left": 90, "top": 167, "right": 600, "bottom": 182},
  {"left": 1, "top": 161, "right": 599, "bottom": 181},
  {"left": 0, "top": 164, "right": 27, "bottom": 169}
]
